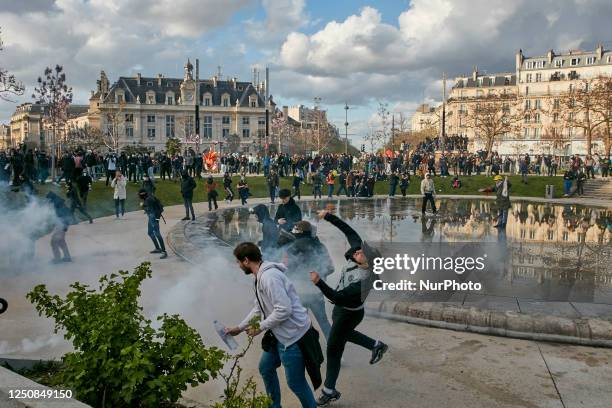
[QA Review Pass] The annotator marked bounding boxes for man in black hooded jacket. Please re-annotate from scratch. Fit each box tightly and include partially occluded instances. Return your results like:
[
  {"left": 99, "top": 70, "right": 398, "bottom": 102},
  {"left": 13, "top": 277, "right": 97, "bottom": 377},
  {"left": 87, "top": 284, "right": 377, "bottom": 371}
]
[
  {"left": 274, "top": 188, "right": 302, "bottom": 231},
  {"left": 251, "top": 203, "right": 280, "bottom": 258},
  {"left": 309, "top": 209, "right": 388, "bottom": 406}
]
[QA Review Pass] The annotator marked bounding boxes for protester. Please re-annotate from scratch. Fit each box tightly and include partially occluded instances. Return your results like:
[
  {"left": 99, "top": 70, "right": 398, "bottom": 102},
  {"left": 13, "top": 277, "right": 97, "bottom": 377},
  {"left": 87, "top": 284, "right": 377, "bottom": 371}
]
[
  {"left": 111, "top": 170, "right": 127, "bottom": 218},
  {"left": 251, "top": 204, "right": 280, "bottom": 258},
  {"left": 181, "top": 170, "right": 197, "bottom": 220},
  {"left": 285, "top": 220, "right": 334, "bottom": 340},
  {"left": 267, "top": 169, "right": 279, "bottom": 203},
  {"left": 292, "top": 171, "right": 303, "bottom": 200},
  {"left": 66, "top": 181, "right": 93, "bottom": 224},
  {"left": 206, "top": 176, "right": 219, "bottom": 211},
  {"left": 237, "top": 176, "right": 250, "bottom": 205},
  {"left": 226, "top": 242, "right": 321, "bottom": 408},
  {"left": 275, "top": 189, "right": 302, "bottom": 232},
  {"left": 399, "top": 173, "right": 410, "bottom": 196},
  {"left": 223, "top": 172, "right": 234, "bottom": 203},
  {"left": 479, "top": 175, "right": 511, "bottom": 228},
  {"left": 309, "top": 210, "right": 388, "bottom": 405},
  {"left": 138, "top": 188, "right": 167, "bottom": 259},
  {"left": 46, "top": 192, "right": 72, "bottom": 263},
  {"left": 420, "top": 173, "right": 437, "bottom": 214},
  {"left": 75, "top": 169, "right": 92, "bottom": 210}
]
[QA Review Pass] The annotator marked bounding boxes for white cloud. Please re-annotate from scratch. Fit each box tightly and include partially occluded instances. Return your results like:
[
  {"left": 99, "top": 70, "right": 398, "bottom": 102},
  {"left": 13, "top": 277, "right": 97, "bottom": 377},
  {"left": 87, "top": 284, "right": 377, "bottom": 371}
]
[{"left": 245, "top": 0, "right": 308, "bottom": 47}]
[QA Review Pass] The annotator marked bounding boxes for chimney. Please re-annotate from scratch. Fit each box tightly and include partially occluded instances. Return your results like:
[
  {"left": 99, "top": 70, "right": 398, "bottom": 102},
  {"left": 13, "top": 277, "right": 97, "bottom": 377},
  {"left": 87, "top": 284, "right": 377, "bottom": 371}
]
[
  {"left": 232, "top": 77, "right": 237, "bottom": 89},
  {"left": 516, "top": 49, "right": 524, "bottom": 71},
  {"left": 596, "top": 43, "right": 604, "bottom": 60},
  {"left": 213, "top": 75, "right": 217, "bottom": 88},
  {"left": 547, "top": 49, "right": 554, "bottom": 64},
  {"left": 157, "top": 74, "right": 162, "bottom": 86},
  {"left": 283, "top": 106, "right": 288, "bottom": 118},
  {"left": 472, "top": 66, "right": 478, "bottom": 81},
  {"left": 136, "top": 73, "right": 141, "bottom": 86}
]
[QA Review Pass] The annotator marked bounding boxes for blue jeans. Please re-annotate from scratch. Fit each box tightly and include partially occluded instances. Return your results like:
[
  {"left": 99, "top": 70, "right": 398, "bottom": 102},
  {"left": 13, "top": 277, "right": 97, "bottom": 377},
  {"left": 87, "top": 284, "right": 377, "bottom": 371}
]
[
  {"left": 303, "top": 295, "right": 331, "bottom": 341},
  {"left": 564, "top": 180, "right": 572, "bottom": 195},
  {"left": 259, "top": 341, "right": 316, "bottom": 408},
  {"left": 497, "top": 208, "right": 508, "bottom": 227},
  {"left": 147, "top": 214, "right": 165, "bottom": 252},
  {"left": 327, "top": 184, "right": 334, "bottom": 197}
]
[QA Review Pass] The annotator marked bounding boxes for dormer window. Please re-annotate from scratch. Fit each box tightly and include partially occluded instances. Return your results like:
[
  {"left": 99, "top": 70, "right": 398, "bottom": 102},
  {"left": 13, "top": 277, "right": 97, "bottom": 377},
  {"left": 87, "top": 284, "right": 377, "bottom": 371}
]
[
  {"left": 147, "top": 81, "right": 153, "bottom": 87},
  {"left": 586, "top": 56, "right": 596, "bottom": 64},
  {"left": 570, "top": 58, "right": 580, "bottom": 66},
  {"left": 249, "top": 95, "right": 258, "bottom": 108},
  {"left": 146, "top": 91, "right": 155, "bottom": 104},
  {"left": 554, "top": 59, "right": 564, "bottom": 67},
  {"left": 222, "top": 94, "right": 230, "bottom": 107},
  {"left": 115, "top": 90, "right": 125, "bottom": 104},
  {"left": 203, "top": 92, "right": 212, "bottom": 106},
  {"left": 166, "top": 91, "right": 175, "bottom": 105}
]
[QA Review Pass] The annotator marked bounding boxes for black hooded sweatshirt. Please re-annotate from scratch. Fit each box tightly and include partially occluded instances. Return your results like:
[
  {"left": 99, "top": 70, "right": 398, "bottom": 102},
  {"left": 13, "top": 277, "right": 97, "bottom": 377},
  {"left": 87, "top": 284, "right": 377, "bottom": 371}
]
[
  {"left": 252, "top": 204, "right": 280, "bottom": 250},
  {"left": 274, "top": 197, "right": 302, "bottom": 231}
]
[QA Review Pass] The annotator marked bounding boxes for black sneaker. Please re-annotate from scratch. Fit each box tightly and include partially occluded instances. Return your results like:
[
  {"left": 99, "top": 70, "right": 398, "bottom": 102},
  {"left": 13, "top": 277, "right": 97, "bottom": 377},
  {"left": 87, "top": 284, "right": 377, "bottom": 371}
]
[
  {"left": 160, "top": 252, "right": 168, "bottom": 259},
  {"left": 317, "top": 390, "right": 341, "bottom": 406},
  {"left": 150, "top": 249, "right": 162, "bottom": 254},
  {"left": 370, "top": 342, "right": 388, "bottom": 364}
]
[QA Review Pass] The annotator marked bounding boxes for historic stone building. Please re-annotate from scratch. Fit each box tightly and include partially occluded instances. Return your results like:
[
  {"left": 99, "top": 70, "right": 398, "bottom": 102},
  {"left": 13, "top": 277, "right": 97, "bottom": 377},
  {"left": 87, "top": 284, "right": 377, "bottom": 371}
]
[
  {"left": 9, "top": 102, "right": 88, "bottom": 150},
  {"left": 0, "top": 124, "right": 10, "bottom": 150},
  {"left": 428, "top": 44, "right": 612, "bottom": 155},
  {"left": 87, "top": 59, "right": 270, "bottom": 153}
]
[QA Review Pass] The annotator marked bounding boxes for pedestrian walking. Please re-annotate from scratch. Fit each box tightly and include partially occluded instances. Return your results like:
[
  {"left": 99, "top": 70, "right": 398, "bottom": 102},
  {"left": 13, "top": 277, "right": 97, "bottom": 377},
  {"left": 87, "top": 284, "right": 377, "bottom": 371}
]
[
  {"left": 66, "top": 181, "right": 93, "bottom": 224},
  {"left": 46, "top": 192, "right": 72, "bottom": 263},
  {"left": 206, "top": 176, "right": 218, "bottom": 211},
  {"left": 479, "top": 175, "right": 511, "bottom": 229}
]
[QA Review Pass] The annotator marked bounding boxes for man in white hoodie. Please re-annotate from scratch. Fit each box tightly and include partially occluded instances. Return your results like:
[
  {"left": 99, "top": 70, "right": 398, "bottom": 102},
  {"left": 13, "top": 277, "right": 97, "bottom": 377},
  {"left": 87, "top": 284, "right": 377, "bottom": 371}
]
[{"left": 226, "top": 242, "right": 317, "bottom": 408}]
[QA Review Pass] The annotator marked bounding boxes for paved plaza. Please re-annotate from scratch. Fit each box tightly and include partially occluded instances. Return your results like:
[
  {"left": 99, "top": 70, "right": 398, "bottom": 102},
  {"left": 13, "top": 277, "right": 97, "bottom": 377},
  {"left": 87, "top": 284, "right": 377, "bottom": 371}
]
[{"left": 1, "top": 196, "right": 612, "bottom": 407}]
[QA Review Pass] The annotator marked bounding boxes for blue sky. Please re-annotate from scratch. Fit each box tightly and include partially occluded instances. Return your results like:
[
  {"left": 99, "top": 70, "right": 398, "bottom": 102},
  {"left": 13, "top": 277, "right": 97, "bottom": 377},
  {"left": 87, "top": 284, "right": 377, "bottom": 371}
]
[{"left": 1, "top": 0, "right": 611, "bottom": 147}]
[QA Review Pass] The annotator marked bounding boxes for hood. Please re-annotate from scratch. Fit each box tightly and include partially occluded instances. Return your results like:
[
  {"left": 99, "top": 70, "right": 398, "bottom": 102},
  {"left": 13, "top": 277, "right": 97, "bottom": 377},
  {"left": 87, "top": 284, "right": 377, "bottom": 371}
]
[
  {"left": 251, "top": 204, "right": 272, "bottom": 221},
  {"left": 260, "top": 261, "right": 287, "bottom": 274}
]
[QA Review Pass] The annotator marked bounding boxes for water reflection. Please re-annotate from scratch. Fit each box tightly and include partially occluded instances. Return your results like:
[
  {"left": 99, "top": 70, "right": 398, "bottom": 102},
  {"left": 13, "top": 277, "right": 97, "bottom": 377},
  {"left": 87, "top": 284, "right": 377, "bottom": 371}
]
[{"left": 206, "top": 198, "right": 612, "bottom": 303}]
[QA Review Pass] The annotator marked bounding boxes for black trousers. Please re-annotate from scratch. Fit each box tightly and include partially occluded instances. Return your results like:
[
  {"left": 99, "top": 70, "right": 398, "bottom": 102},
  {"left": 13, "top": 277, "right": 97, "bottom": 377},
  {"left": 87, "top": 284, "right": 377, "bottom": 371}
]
[
  {"left": 208, "top": 194, "right": 218, "bottom": 210},
  {"left": 422, "top": 193, "right": 437, "bottom": 213},
  {"left": 325, "top": 306, "right": 376, "bottom": 390}
]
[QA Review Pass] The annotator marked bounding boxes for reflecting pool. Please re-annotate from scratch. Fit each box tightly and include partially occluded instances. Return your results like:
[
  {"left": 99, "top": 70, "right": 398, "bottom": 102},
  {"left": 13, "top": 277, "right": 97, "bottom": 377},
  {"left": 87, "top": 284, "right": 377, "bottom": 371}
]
[{"left": 206, "top": 198, "right": 612, "bottom": 305}]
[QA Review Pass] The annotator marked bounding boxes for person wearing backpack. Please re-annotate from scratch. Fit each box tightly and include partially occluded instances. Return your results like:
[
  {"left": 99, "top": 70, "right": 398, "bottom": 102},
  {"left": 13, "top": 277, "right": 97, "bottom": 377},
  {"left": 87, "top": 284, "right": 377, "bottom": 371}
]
[{"left": 138, "top": 188, "right": 167, "bottom": 259}]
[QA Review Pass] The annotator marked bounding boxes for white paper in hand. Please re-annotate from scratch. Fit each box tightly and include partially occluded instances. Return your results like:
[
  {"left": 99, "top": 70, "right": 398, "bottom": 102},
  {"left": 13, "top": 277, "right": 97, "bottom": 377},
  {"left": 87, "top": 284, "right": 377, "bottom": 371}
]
[{"left": 214, "top": 320, "right": 238, "bottom": 351}]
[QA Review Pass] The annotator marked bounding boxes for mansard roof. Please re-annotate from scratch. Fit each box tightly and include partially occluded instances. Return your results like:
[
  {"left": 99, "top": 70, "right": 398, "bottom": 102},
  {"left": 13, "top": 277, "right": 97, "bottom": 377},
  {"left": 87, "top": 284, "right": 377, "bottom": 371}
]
[{"left": 103, "top": 76, "right": 266, "bottom": 107}]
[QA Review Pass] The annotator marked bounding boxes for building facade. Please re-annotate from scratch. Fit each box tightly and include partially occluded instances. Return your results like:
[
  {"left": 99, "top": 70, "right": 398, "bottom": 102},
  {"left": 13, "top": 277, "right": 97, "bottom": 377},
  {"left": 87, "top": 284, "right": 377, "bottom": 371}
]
[
  {"left": 0, "top": 124, "right": 10, "bottom": 150},
  {"left": 433, "top": 44, "right": 612, "bottom": 155},
  {"left": 9, "top": 103, "right": 88, "bottom": 150},
  {"left": 87, "top": 60, "right": 270, "bottom": 153},
  {"left": 410, "top": 104, "right": 439, "bottom": 132}
]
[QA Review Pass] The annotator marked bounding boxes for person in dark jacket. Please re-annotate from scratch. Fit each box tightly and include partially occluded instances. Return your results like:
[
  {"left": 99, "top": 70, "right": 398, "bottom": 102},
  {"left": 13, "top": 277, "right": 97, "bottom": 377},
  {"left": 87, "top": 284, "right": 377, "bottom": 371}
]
[
  {"left": 267, "top": 169, "right": 279, "bottom": 203},
  {"left": 251, "top": 203, "right": 280, "bottom": 258},
  {"left": 75, "top": 170, "right": 92, "bottom": 209},
  {"left": 142, "top": 174, "right": 156, "bottom": 195},
  {"left": 237, "top": 176, "right": 250, "bottom": 205},
  {"left": 206, "top": 176, "right": 218, "bottom": 211},
  {"left": 388, "top": 171, "right": 399, "bottom": 197},
  {"left": 66, "top": 181, "right": 93, "bottom": 224},
  {"left": 180, "top": 171, "right": 196, "bottom": 220},
  {"left": 46, "top": 191, "right": 72, "bottom": 263},
  {"left": 274, "top": 189, "right": 302, "bottom": 232},
  {"left": 399, "top": 173, "right": 410, "bottom": 196},
  {"left": 309, "top": 209, "right": 388, "bottom": 406},
  {"left": 138, "top": 189, "right": 167, "bottom": 259},
  {"left": 292, "top": 171, "right": 302, "bottom": 200},
  {"left": 223, "top": 172, "right": 234, "bottom": 202},
  {"left": 286, "top": 220, "right": 334, "bottom": 340}
]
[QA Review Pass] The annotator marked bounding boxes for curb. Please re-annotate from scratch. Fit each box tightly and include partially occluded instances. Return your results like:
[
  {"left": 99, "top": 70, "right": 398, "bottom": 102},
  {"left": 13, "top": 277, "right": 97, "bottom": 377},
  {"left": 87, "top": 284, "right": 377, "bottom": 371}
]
[{"left": 367, "top": 301, "right": 612, "bottom": 347}]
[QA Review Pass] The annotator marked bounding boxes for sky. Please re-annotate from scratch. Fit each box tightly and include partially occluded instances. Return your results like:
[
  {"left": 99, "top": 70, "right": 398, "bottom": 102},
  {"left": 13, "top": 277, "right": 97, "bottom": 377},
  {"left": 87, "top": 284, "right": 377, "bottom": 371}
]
[{"left": 1, "top": 0, "right": 612, "bottom": 147}]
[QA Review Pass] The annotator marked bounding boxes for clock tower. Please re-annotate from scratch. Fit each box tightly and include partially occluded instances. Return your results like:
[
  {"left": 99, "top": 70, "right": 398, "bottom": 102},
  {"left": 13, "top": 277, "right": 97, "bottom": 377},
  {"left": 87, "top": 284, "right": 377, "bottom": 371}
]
[{"left": 180, "top": 58, "right": 196, "bottom": 105}]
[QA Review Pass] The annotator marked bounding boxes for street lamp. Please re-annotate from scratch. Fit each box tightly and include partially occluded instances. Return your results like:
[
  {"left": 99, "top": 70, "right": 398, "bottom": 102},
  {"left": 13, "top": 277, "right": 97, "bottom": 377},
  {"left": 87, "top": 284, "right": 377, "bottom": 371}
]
[{"left": 344, "top": 103, "right": 349, "bottom": 154}]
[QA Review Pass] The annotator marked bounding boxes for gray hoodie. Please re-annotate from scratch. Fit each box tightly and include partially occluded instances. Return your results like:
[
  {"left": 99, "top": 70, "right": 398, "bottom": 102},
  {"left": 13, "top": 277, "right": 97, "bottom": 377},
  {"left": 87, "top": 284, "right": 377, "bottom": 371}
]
[{"left": 239, "top": 262, "right": 311, "bottom": 347}]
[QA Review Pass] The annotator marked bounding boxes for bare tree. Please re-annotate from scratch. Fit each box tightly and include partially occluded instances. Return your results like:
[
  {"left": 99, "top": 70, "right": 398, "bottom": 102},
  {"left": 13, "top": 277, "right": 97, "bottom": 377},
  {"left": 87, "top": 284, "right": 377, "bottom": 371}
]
[
  {"left": 102, "top": 101, "right": 126, "bottom": 152},
  {"left": 32, "top": 65, "right": 73, "bottom": 179},
  {"left": 0, "top": 28, "right": 24, "bottom": 101},
  {"left": 464, "top": 91, "right": 521, "bottom": 153},
  {"left": 541, "top": 125, "right": 570, "bottom": 158},
  {"left": 557, "top": 78, "right": 603, "bottom": 156},
  {"left": 65, "top": 124, "right": 105, "bottom": 152},
  {"left": 591, "top": 75, "right": 612, "bottom": 157}
]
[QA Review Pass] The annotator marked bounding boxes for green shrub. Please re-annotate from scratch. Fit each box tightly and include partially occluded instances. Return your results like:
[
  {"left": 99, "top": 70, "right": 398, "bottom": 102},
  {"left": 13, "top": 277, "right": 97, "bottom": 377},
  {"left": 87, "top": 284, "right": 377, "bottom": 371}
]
[{"left": 26, "top": 262, "right": 225, "bottom": 407}]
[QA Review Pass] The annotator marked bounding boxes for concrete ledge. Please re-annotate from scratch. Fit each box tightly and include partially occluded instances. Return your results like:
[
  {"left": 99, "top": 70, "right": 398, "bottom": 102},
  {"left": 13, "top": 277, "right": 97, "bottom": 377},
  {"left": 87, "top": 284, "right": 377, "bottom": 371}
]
[
  {"left": 0, "top": 366, "right": 91, "bottom": 407},
  {"left": 367, "top": 301, "right": 612, "bottom": 347}
]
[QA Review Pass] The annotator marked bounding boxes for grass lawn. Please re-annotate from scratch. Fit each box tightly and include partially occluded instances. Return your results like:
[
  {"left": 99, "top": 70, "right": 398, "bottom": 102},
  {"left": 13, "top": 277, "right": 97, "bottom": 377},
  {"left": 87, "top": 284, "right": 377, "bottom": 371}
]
[{"left": 33, "top": 174, "right": 565, "bottom": 220}]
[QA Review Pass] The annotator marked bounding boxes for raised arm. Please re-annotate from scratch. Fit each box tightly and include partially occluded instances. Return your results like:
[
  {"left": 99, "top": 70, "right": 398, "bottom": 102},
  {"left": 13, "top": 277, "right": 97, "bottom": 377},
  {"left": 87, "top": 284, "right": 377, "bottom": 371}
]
[{"left": 322, "top": 212, "right": 362, "bottom": 249}]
